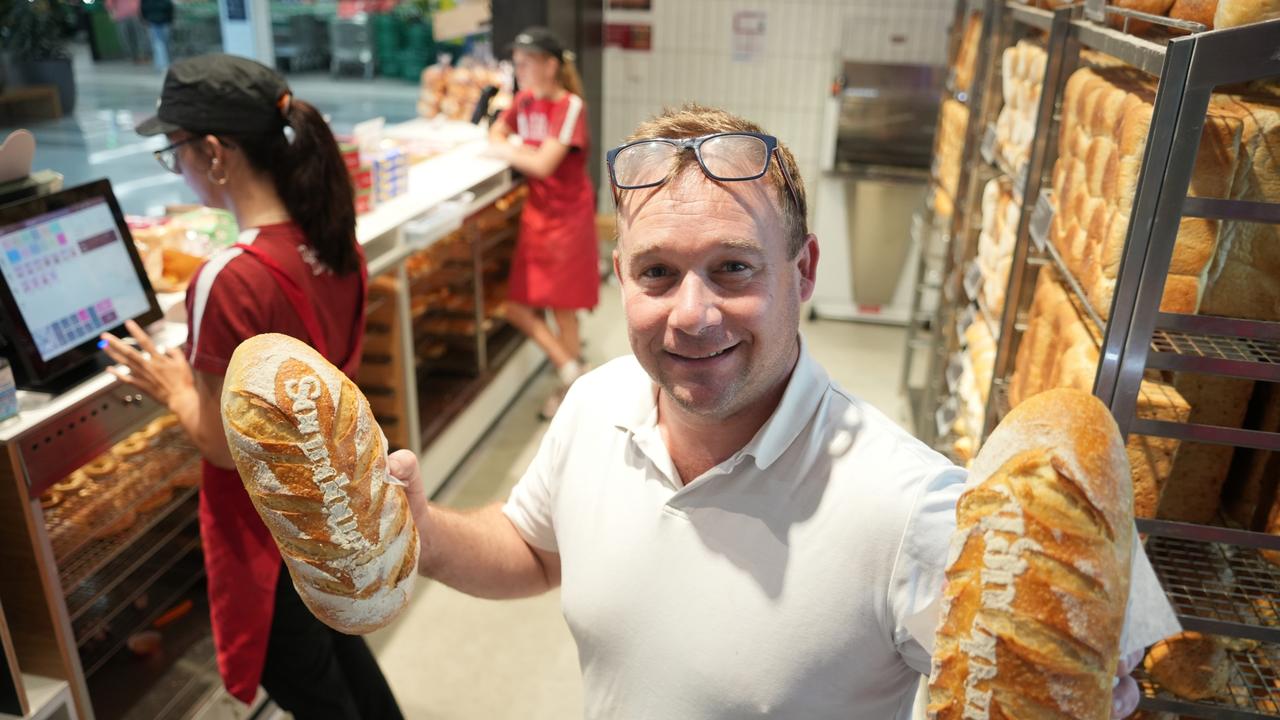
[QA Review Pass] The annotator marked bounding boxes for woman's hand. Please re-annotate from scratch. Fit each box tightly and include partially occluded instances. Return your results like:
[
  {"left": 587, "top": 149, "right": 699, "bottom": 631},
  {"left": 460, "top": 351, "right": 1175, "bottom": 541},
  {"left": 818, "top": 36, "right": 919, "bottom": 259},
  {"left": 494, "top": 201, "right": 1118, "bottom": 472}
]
[
  {"left": 483, "top": 137, "right": 515, "bottom": 161},
  {"left": 99, "top": 320, "right": 196, "bottom": 409},
  {"left": 1112, "top": 648, "right": 1143, "bottom": 718}
]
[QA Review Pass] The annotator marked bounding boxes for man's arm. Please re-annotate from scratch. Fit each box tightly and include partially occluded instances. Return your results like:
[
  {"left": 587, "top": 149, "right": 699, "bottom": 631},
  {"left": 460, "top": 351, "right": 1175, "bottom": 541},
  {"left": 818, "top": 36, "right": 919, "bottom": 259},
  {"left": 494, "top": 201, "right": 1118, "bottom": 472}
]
[{"left": 389, "top": 450, "right": 561, "bottom": 599}]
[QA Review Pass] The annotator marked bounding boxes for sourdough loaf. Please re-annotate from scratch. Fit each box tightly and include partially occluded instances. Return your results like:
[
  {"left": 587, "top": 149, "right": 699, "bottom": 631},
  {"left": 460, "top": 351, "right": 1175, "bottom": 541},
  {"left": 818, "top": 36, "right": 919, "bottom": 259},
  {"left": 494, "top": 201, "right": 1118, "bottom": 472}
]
[
  {"left": 1143, "top": 632, "right": 1231, "bottom": 701},
  {"left": 222, "top": 333, "right": 419, "bottom": 634},
  {"left": 928, "top": 388, "right": 1133, "bottom": 720}
]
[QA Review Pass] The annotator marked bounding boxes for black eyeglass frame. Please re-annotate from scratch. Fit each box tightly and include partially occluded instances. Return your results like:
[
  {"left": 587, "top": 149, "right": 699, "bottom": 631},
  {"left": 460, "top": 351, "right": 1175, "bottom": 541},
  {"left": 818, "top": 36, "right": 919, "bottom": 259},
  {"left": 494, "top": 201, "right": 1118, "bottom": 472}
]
[
  {"left": 605, "top": 131, "right": 801, "bottom": 215},
  {"left": 153, "top": 136, "right": 201, "bottom": 174}
]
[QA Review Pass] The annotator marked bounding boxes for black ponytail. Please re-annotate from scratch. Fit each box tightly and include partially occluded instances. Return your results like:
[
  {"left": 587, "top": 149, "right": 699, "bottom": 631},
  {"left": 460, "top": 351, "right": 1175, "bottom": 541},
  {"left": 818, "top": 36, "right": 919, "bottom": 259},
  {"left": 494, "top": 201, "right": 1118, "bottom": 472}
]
[{"left": 223, "top": 99, "right": 359, "bottom": 275}]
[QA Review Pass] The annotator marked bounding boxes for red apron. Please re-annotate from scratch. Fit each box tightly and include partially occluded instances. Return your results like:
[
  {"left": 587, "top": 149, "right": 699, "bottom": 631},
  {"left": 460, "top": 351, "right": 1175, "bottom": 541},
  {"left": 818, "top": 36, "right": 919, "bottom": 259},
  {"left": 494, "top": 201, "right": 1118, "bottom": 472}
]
[{"left": 201, "top": 243, "right": 366, "bottom": 703}]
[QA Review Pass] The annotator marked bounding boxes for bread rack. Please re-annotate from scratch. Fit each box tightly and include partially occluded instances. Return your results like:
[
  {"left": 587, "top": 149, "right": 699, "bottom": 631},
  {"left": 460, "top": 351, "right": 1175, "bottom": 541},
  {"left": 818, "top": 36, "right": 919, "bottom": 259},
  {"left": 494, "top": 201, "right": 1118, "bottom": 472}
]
[
  {"left": 901, "top": 0, "right": 1001, "bottom": 450},
  {"left": 905, "top": 2, "right": 1280, "bottom": 717}
]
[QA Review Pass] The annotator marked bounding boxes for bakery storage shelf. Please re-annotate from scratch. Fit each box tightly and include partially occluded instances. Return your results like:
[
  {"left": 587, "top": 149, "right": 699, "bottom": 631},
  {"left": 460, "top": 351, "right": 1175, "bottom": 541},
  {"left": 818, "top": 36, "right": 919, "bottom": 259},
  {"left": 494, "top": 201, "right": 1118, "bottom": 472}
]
[
  {"left": 411, "top": 185, "right": 527, "bottom": 451},
  {"left": 1091, "top": 19, "right": 1280, "bottom": 473},
  {"left": 1134, "top": 640, "right": 1280, "bottom": 719},
  {"left": 909, "top": 0, "right": 1076, "bottom": 455},
  {"left": 1141, "top": 524, "right": 1280, "bottom": 645},
  {"left": 904, "top": 0, "right": 1003, "bottom": 448},
  {"left": 0, "top": 387, "right": 239, "bottom": 720},
  {"left": 946, "top": 7, "right": 1280, "bottom": 715}
]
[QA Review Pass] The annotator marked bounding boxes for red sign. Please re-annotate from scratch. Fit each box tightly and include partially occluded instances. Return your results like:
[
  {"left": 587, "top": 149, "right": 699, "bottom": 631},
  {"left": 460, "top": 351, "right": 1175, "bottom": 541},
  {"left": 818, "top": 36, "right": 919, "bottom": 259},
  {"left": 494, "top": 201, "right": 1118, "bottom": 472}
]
[{"left": 605, "top": 23, "right": 652, "bottom": 51}]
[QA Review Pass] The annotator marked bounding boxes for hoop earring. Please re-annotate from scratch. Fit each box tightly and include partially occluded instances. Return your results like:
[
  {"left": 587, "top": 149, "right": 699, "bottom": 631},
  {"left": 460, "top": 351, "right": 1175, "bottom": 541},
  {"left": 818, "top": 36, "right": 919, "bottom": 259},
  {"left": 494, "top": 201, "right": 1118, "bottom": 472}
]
[{"left": 207, "top": 159, "right": 228, "bottom": 186}]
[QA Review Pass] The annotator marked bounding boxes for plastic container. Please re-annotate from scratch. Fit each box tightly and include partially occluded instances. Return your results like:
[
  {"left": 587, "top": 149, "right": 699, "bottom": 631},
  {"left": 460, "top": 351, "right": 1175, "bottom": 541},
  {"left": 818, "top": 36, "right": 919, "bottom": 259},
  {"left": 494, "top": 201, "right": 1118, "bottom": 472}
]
[{"left": 403, "top": 192, "right": 473, "bottom": 250}]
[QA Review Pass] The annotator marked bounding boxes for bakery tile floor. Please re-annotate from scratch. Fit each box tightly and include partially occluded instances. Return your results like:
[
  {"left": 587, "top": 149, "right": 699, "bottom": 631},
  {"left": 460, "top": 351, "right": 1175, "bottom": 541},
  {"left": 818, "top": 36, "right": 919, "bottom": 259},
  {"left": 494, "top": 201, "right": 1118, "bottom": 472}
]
[{"left": 366, "top": 279, "right": 912, "bottom": 718}]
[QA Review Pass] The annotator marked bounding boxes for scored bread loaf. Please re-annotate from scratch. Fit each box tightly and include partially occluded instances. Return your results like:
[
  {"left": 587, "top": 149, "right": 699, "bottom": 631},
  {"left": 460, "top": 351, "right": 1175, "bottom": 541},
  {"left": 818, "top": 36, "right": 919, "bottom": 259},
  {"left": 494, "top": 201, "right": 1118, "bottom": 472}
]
[
  {"left": 221, "top": 333, "right": 419, "bottom": 634},
  {"left": 928, "top": 388, "right": 1133, "bottom": 720}
]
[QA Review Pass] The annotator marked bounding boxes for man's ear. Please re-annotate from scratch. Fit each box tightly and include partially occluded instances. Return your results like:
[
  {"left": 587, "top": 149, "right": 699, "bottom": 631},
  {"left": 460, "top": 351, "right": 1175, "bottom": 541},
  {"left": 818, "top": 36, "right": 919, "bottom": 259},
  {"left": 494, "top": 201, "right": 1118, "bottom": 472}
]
[{"left": 796, "top": 234, "right": 819, "bottom": 302}]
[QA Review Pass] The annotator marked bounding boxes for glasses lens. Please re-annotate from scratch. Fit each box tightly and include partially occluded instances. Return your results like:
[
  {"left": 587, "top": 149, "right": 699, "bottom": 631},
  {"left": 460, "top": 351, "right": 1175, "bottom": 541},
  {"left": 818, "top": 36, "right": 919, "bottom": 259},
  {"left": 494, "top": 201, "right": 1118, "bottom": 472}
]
[
  {"left": 613, "top": 141, "right": 678, "bottom": 187},
  {"left": 156, "top": 149, "right": 178, "bottom": 174},
  {"left": 700, "top": 134, "right": 769, "bottom": 180}
]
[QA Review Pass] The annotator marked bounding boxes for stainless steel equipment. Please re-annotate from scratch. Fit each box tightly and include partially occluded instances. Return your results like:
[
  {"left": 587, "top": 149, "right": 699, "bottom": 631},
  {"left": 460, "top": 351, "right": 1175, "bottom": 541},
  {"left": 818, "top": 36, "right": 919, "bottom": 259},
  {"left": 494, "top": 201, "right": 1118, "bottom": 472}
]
[
  {"left": 813, "top": 62, "right": 947, "bottom": 324},
  {"left": 833, "top": 62, "right": 947, "bottom": 170}
]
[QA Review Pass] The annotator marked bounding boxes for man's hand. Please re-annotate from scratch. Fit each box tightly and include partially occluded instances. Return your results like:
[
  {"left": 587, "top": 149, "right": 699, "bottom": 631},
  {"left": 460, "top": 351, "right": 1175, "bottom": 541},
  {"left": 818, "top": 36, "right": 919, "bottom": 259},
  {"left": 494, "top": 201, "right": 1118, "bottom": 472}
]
[
  {"left": 388, "top": 449, "right": 431, "bottom": 575},
  {"left": 1112, "top": 649, "right": 1143, "bottom": 718},
  {"left": 99, "top": 320, "right": 195, "bottom": 409},
  {"left": 384, "top": 448, "right": 560, "bottom": 597}
]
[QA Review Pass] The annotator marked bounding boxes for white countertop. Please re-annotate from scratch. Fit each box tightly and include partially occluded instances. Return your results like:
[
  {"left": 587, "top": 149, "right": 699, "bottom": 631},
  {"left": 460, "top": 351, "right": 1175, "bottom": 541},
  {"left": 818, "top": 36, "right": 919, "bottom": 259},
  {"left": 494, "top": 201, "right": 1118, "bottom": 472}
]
[
  {"left": 0, "top": 674, "right": 71, "bottom": 720},
  {"left": 0, "top": 121, "right": 512, "bottom": 444},
  {"left": 356, "top": 123, "right": 509, "bottom": 246}
]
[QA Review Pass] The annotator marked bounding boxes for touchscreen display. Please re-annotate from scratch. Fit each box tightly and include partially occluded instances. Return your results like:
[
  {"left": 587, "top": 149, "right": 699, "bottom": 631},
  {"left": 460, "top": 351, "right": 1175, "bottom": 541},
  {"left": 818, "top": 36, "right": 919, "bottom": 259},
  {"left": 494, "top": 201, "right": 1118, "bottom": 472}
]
[{"left": 0, "top": 197, "right": 153, "bottom": 362}]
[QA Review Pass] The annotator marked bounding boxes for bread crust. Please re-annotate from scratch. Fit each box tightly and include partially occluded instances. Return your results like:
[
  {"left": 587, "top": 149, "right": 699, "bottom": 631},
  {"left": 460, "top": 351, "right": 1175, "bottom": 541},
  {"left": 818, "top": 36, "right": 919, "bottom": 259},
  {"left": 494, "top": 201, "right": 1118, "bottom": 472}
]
[
  {"left": 928, "top": 388, "right": 1133, "bottom": 720},
  {"left": 222, "top": 333, "right": 419, "bottom": 634}
]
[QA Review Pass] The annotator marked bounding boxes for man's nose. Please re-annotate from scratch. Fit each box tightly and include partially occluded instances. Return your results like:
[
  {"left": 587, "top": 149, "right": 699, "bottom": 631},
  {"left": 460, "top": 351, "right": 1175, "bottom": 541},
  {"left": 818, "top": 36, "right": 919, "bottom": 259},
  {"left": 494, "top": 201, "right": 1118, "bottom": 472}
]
[{"left": 668, "top": 272, "right": 722, "bottom": 335}]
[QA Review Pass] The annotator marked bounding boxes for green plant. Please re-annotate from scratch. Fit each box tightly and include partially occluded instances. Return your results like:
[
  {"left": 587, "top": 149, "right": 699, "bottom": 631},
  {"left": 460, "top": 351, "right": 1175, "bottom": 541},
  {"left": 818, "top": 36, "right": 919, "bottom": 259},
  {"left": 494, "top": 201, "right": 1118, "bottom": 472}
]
[{"left": 1, "top": 0, "right": 78, "bottom": 61}]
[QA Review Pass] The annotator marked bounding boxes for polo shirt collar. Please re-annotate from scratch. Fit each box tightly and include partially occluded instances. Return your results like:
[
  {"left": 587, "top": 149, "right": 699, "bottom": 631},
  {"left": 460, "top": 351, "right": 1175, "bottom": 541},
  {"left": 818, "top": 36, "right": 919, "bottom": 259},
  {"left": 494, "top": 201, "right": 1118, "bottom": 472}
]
[{"left": 612, "top": 336, "right": 830, "bottom": 472}]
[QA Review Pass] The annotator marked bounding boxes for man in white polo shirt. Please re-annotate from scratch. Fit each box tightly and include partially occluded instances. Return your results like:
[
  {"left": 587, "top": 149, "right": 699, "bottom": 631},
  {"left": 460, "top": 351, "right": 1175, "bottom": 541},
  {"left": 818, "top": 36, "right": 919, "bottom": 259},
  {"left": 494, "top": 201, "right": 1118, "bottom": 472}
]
[{"left": 388, "top": 105, "right": 1141, "bottom": 719}]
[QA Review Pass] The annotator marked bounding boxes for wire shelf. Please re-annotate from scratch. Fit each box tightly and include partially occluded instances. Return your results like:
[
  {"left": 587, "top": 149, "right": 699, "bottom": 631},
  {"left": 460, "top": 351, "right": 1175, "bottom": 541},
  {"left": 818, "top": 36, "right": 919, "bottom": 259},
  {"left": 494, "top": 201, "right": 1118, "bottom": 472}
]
[
  {"left": 1146, "top": 534, "right": 1280, "bottom": 644},
  {"left": 77, "top": 543, "right": 206, "bottom": 678},
  {"left": 1151, "top": 331, "right": 1280, "bottom": 365},
  {"left": 72, "top": 528, "right": 202, "bottom": 648},
  {"left": 64, "top": 494, "right": 201, "bottom": 623},
  {"left": 1136, "top": 640, "right": 1280, "bottom": 718},
  {"left": 56, "top": 459, "right": 202, "bottom": 594}
]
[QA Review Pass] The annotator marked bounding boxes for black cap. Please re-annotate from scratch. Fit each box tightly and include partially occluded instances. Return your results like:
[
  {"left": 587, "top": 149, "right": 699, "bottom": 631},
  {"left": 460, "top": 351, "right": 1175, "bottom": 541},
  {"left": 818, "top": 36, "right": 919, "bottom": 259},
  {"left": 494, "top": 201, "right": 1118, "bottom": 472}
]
[
  {"left": 508, "top": 26, "right": 564, "bottom": 62},
  {"left": 136, "top": 54, "right": 292, "bottom": 137}
]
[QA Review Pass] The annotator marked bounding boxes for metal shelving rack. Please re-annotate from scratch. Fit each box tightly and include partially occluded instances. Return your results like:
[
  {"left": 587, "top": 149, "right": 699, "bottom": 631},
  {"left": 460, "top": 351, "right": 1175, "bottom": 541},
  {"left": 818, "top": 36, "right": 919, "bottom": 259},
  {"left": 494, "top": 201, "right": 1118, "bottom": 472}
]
[
  {"left": 902, "top": 0, "right": 1000, "bottom": 449},
  {"left": 931, "top": 2, "right": 1280, "bottom": 716},
  {"left": 1089, "top": 18, "right": 1280, "bottom": 716},
  {"left": 903, "top": 0, "right": 1073, "bottom": 455}
]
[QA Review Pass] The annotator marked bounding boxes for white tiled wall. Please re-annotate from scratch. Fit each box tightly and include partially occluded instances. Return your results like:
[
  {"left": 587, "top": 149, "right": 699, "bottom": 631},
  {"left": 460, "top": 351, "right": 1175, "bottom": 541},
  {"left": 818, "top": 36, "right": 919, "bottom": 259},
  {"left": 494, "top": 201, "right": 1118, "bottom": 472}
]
[{"left": 599, "top": 0, "right": 953, "bottom": 213}]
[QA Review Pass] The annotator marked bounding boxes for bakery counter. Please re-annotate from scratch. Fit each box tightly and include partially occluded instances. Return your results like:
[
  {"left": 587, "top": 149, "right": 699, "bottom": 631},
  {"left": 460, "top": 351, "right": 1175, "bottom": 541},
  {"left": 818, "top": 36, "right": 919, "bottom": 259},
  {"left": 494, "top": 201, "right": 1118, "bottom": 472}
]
[{"left": 0, "top": 120, "right": 537, "bottom": 720}]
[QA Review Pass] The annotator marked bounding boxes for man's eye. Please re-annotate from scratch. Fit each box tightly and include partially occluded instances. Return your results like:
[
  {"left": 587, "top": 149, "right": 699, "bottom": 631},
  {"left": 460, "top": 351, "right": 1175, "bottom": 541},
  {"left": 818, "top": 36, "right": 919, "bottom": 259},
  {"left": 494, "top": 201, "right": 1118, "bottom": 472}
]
[
  {"left": 640, "top": 266, "right": 671, "bottom": 280},
  {"left": 721, "top": 262, "right": 751, "bottom": 273}
]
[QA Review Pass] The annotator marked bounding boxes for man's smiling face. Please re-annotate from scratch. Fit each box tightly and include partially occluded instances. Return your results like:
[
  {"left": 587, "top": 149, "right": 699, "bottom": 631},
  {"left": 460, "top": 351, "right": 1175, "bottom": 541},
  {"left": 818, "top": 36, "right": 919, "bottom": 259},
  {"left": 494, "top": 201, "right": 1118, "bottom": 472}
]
[{"left": 614, "top": 167, "right": 817, "bottom": 421}]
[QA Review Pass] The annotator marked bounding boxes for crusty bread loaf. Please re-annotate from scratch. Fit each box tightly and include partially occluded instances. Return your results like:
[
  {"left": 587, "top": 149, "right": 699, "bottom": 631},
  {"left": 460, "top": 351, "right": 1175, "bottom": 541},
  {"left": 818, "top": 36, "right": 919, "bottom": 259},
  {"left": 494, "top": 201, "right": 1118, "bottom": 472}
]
[
  {"left": 953, "top": 13, "right": 983, "bottom": 93},
  {"left": 928, "top": 388, "right": 1133, "bottom": 720},
  {"left": 1110, "top": 0, "right": 1176, "bottom": 32},
  {"left": 1143, "top": 632, "right": 1231, "bottom": 701},
  {"left": 1214, "top": 0, "right": 1280, "bottom": 27},
  {"left": 1169, "top": 0, "right": 1219, "bottom": 26},
  {"left": 221, "top": 333, "right": 419, "bottom": 634},
  {"left": 937, "top": 99, "right": 971, "bottom": 202}
]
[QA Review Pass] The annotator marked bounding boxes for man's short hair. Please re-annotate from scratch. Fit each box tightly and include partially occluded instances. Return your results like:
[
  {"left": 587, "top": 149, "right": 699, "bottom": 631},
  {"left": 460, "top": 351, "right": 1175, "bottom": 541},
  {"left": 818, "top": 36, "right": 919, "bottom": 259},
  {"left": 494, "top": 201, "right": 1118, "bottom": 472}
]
[{"left": 623, "top": 104, "right": 809, "bottom": 257}]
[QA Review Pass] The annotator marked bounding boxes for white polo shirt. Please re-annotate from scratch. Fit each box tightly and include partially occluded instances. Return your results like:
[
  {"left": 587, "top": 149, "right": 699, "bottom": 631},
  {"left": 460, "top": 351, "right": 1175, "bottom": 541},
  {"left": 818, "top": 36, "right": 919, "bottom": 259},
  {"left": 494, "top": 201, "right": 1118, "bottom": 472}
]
[{"left": 503, "top": 340, "right": 966, "bottom": 719}]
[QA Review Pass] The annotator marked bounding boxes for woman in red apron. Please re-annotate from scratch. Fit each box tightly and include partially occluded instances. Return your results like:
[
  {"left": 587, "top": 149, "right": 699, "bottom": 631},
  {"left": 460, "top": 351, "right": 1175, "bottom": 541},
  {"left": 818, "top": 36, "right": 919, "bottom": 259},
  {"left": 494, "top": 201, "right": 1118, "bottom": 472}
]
[
  {"left": 98, "top": 54, "right": 402, "bottom": 720},
  {"left": 487, "top": 27, "right": 600, "bottom": 418}
]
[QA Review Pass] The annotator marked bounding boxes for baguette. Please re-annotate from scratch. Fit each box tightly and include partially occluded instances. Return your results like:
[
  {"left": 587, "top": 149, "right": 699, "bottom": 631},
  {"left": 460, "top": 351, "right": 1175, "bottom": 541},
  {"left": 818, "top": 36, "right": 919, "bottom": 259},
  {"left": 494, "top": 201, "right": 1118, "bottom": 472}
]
[
  {"left": 928, "top": 388, "right": 1133, "bottom": 720},
  {"left": 221, "top": 333, "right": 419, "bottom": 634}
]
